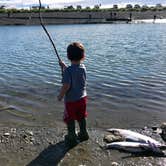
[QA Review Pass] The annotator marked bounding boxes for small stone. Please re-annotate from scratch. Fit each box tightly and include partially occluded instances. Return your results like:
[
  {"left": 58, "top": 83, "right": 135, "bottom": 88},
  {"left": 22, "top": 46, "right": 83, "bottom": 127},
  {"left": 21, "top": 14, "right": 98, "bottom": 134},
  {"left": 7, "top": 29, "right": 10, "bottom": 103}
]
[
  {"left": 67, "top": 153, "right": 70, "bottom": 156},
  {"left": 4, "top": 133, "right": 10, "bottom": 137},
  {"left": 26, "top": 131, "right": 33, "bottom": 136},
  {"left": 153, "top": 128, "right": 162, "bottom": 134},
  {"left": 48, "top": 141, "right": 54, "bottom": 145},
  {"left": 160, "top": 122, "right": 166, "bottom": 142},
  {"left": 36, "top": 142, "right": 41, "bottom": 145},
  {"left": 23, "top": 134, "right": 27, "bottom": 139},
  {"left": 11, "top": 128, "right": 17, "bottom": 133},
  {"left": 30, "top": 137, "right": 35, "bottom": 142},
  {"left": 160, "top": 122, "right": 166, "bottom": 130},
  {"left": 143, "top": 126, "right": 148, "bottom": 130},
  {"left": 111, "top": 161, "right": 119, "bottom": 166},
  {"left": 151, "top": 126, "right": 158, "bottom": 130}
]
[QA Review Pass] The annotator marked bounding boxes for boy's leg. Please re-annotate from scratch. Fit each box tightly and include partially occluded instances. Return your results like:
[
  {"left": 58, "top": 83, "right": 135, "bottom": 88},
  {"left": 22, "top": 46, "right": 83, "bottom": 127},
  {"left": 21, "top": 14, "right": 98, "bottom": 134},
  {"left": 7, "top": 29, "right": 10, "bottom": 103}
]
[
  {"left": 78, "top": 118, "right": 89, "bottom": 142},
  {"left": 65, "top": 120, "right": 78, "bottom": 147}
]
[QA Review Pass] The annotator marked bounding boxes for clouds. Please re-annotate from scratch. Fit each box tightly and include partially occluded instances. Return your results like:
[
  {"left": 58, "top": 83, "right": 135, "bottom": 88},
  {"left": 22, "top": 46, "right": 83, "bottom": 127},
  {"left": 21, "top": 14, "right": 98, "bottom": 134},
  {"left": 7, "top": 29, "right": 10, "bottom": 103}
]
[
  {"left": 0, "top": 0, "right": 166, "bottom": 9},
  {"left": 0, "top": 0, "right": 83, "bottom": 5},
  {"left": 0, "top": 0, "right": 84, "bottom": 8},
  {"left": 0, "top": 0, "right": 83, "bottom": 4}
]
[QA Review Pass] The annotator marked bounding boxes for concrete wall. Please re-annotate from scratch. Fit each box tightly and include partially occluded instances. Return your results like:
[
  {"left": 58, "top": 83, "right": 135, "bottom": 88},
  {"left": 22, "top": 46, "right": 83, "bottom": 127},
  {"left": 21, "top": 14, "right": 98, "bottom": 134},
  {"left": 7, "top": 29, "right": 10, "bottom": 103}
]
[{"left": 0, "top": 10, "right": 166, "bottom": 25}]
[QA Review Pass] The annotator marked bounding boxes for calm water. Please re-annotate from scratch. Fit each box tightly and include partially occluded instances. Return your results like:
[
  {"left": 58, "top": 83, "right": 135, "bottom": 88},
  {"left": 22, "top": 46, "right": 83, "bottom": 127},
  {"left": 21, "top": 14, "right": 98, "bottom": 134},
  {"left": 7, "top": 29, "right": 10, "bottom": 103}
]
[{"left": 0, "top": 24, "right": 166, "bottom": 128}]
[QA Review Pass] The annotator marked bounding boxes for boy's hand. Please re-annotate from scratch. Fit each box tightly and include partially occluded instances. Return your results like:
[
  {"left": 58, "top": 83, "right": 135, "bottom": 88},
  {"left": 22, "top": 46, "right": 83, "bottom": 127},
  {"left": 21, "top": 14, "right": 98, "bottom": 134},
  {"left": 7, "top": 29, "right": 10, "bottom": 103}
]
[
  {"left": 57, "top": 94, "right": 63, "bottom": 101},
  {"left": 59, "top": 60, "right": 67, "bottom": 70}
]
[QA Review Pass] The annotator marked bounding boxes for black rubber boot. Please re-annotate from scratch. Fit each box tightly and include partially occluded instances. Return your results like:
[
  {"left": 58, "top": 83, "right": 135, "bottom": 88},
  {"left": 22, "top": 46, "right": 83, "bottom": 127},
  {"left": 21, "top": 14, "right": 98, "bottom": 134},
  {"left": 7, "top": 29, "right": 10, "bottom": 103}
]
[
  {"left": 65, "top": 120, "right": 78, "bottom": 148},
  {"left": 78, "top": 118, "right": 89, "bottom": 142}
]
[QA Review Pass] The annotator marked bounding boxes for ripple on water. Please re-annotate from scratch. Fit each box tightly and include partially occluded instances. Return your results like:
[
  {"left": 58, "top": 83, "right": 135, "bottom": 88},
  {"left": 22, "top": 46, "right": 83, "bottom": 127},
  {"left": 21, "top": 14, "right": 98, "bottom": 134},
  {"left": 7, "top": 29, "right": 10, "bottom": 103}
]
[{"left": 0, "top": 24, "right": 166, "bottom": 126}]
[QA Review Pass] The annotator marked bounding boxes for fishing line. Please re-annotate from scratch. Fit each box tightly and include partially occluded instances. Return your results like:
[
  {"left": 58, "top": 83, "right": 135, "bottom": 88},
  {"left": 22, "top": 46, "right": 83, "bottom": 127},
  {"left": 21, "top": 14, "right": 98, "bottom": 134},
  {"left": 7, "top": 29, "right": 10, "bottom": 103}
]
[{"left": 38, "top": 0, "right": 62, "bottom": 63}]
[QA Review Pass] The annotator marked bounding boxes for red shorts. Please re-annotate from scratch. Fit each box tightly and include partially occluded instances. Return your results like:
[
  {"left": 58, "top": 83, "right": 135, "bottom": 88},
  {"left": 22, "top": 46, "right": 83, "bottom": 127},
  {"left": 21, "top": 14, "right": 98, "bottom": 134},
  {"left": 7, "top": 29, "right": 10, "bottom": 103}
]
[{"left": 64, "top": 96, "right": 87, "bottom": 124}]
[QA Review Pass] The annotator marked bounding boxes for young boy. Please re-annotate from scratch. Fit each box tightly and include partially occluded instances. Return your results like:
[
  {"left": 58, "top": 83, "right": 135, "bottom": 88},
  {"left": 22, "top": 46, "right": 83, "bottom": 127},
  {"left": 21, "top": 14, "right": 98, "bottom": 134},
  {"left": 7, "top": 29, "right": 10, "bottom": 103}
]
[{"left": 57, "top": 42, "right": 89, "bottom": 147}]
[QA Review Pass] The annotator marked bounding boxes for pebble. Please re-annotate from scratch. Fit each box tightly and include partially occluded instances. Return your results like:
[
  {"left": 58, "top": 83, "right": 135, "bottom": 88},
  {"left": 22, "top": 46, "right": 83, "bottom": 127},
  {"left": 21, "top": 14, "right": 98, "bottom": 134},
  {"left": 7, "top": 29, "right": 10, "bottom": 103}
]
[
  {"left": 151, "top": 126, "right": 158, "bottom": 131},
  {"left": 111, "top": 161, "right": 119, "bottom": 166},
  {"left": 23, "top": 134, "right": 27, "bottom": 139},
  {"left": 152, "top": 128, "right": 162, "bottom": 134},
  {"left": 30, "top": 137, "right": 35, "bottom": 142},
  {"left": 3, "top": 133, "right": 10, "bottom": 137},
  {"left": 143, "top": 126, "right": 148, "bottom": 130},
  {"left": 26, "top": 131, "right": 33, "bottom": 136},
  {"left": 48, "top": 141, "right": 54, "bottom": 145},
  {"left": 160, "top": 122, "right": 166, "bottom": 142},
  {"left": 160, "top": 122, "right": 166, "bottom": 130},
  {"left": 11, "top": 128, "right": 16, "bottom": 133}
]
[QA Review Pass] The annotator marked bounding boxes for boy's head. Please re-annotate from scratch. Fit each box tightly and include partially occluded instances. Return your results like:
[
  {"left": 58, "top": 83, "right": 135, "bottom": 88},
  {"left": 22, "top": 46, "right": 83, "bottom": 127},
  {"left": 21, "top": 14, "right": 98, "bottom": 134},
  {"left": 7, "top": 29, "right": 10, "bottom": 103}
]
[{"left": 67, "top": 42, "right": 85, "bottom": 61}]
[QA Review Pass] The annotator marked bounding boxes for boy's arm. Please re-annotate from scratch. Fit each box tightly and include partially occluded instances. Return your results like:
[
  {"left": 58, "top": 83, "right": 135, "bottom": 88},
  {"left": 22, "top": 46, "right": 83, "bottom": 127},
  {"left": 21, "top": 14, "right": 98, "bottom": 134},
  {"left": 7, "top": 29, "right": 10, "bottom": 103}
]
[{"left": 57, "top": 83, "right": 70, "bottom": 101}]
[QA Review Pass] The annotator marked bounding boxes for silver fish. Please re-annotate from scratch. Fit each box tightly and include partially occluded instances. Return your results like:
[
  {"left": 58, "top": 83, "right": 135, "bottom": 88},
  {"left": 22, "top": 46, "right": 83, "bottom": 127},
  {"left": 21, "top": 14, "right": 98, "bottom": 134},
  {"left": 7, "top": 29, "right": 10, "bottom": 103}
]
[
  {"left": 105, "top": 141, "right": 166, "bottom": 154},
  {"left": 107, "top": 128, "right": 161, "bottom": 145}
]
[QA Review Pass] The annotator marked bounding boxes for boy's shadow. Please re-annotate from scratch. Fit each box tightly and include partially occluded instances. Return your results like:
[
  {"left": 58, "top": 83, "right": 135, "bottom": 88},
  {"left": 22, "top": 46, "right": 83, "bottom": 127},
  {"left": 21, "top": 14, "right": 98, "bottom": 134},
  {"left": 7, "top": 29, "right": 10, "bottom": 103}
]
[{"left": 27, "top": 141, "right": 73, "bottom": 166}]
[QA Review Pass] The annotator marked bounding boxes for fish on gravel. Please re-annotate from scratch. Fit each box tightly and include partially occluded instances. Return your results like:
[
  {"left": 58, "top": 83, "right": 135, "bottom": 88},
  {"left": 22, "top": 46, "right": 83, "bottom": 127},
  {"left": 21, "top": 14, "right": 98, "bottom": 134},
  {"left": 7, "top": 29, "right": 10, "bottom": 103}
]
[
  {"left": 104, "top": 141, "right": 166, "bottom": 155},
  {"left": 106, "top": 128, "right": 161, "bottom": 145}
]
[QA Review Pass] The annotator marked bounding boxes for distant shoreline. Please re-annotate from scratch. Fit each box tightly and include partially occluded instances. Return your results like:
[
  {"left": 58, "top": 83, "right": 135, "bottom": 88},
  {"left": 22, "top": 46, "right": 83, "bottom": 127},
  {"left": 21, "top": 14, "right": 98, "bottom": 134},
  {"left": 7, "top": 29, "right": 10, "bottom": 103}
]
[{"left": 0, "top": 10, "right": 166, "bottom": 25}]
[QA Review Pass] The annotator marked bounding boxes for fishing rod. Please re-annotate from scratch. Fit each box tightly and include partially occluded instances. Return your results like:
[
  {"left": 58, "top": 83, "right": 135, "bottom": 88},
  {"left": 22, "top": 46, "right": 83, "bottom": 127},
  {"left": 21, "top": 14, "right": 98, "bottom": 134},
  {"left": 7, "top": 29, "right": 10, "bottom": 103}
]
[{"left": 38, "top": 0, "right": 61, "bottom": 63}]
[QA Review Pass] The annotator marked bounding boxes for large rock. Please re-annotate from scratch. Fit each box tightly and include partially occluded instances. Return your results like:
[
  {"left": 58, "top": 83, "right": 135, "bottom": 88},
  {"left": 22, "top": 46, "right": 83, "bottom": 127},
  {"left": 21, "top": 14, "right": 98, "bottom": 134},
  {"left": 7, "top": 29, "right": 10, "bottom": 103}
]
[{"left": 103, "top": 133, "right": 124, "bottom": 143}]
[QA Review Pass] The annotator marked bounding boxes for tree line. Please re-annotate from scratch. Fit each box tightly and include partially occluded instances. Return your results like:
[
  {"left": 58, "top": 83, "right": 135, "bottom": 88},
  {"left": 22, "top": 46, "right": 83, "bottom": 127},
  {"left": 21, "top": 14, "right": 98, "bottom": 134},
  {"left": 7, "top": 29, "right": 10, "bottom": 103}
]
[{"left": 0, "top": 3, "right": 166, "bottom": 13}]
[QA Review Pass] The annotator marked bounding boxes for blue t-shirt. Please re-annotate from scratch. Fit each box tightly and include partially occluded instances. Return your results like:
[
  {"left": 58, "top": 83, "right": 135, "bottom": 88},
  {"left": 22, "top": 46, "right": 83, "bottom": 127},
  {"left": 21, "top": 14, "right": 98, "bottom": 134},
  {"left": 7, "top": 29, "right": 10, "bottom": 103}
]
[{"left": 62, "top": 63, "right": 87, "bottom": 102}]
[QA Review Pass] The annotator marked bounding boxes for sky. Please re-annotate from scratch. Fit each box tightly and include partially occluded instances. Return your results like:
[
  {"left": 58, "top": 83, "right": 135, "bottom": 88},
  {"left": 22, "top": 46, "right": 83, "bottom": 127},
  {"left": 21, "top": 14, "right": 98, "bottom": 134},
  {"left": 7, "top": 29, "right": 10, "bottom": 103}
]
[{"left": 0, "top": 0, "right": 166, "bottom": 9}]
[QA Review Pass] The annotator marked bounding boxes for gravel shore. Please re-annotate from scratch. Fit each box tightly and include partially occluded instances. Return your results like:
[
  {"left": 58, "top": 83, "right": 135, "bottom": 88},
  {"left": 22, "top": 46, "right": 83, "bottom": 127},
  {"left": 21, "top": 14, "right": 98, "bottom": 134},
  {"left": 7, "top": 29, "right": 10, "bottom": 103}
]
[{"left": 0, "top": 124, "right": 166, "bottom": 166}]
